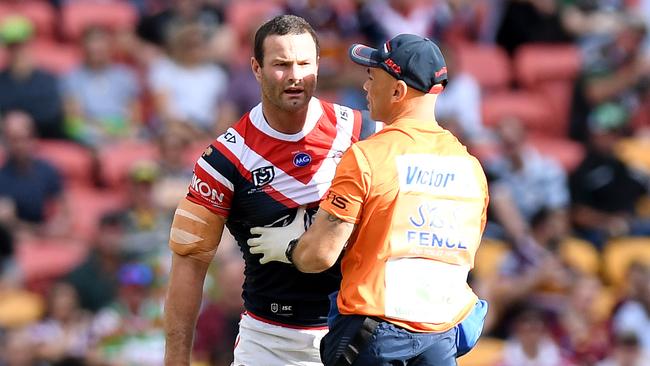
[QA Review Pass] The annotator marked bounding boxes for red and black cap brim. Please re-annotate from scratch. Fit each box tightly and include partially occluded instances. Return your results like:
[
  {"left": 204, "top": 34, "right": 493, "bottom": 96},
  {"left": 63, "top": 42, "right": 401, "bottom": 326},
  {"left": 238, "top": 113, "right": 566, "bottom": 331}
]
[{"left": 349, "top": 44, "right": 382, "bottom": 68}]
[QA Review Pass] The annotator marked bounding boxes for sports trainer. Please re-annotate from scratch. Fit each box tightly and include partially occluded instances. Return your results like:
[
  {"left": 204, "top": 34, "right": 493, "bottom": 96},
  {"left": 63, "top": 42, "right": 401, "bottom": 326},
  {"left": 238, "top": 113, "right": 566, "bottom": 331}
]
[
  {"left": 248, "top": 34, "right": 489, "bottom": 365},
  {"left": 163, "top": 15, "right": 379, "bottom": 366}
]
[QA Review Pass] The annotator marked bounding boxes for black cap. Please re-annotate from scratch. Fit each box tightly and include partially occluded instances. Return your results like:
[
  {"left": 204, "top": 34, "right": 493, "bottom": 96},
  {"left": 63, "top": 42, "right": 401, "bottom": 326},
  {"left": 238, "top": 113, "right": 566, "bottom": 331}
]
[{"left": 349, "top": 34, "right": 448, "bottom": 94}]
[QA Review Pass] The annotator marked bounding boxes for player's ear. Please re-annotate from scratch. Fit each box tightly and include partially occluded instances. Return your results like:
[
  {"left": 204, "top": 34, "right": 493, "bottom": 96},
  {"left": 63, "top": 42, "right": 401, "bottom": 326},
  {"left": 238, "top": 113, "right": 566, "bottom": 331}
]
[
  {"left": 392, "top": 80, "right": 408, "bottom": 102},
  {"left": 251, "top": 57, "right": 263, "bottom": 83}
]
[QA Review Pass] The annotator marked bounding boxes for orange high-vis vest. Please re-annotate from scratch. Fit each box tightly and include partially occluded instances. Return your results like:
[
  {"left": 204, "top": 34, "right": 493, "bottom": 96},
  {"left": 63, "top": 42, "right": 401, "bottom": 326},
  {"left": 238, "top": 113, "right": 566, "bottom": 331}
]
[{"left": 320, "top": 118, "right": 489, "bottom": 333}]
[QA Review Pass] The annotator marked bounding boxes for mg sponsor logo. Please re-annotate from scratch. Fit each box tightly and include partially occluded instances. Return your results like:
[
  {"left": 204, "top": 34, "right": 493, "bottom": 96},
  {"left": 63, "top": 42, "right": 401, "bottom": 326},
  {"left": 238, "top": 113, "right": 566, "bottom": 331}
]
[
  {"left": 191, "top": 174, "right": 224, "bottom": 203},
  {"left": 293, "top": 152, "right": 312, "bottom": 167}
]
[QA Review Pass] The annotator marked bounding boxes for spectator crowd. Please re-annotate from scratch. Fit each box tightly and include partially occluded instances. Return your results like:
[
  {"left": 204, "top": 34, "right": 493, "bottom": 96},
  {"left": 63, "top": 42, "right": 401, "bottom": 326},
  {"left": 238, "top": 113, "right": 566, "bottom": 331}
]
[{"left": 0, "top": 0, "right": 649, "bottom": 365}]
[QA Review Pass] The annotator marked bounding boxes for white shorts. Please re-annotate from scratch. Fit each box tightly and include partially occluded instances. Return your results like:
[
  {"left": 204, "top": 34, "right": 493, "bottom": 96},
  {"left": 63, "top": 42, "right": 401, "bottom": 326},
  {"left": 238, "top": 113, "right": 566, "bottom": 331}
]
[{"left": 232, "top": 312, "right": 327, "bottom": 366}]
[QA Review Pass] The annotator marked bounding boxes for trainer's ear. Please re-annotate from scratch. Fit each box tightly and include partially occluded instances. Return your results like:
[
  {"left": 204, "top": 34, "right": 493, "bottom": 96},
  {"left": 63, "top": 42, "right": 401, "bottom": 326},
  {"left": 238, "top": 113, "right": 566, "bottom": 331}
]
[
  {"left": 392, "top": 80, "right": 408, "bottom": 102},
  {"left": 429, "top": 84, "right": 444, "bottom": 94}
]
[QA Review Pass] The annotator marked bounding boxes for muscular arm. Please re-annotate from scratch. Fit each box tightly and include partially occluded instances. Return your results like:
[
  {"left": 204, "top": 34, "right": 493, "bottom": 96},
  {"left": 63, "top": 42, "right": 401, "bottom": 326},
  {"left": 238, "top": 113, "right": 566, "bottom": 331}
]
[
  {"left": 292, "top": 209, "right": 355, "bottom": 273},
  {"left": 164, "top": 198, "right": 226, "bottom": 366},
  {"left": 164, "top": 254, "right": 210, "bottom": 365}
]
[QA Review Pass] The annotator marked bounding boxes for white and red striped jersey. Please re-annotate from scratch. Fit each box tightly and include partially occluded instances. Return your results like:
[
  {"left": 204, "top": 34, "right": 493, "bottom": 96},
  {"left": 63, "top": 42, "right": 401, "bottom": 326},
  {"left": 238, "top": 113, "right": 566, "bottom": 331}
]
[{"left": 186, "top": 97, "right": 378, "bottom": 327}]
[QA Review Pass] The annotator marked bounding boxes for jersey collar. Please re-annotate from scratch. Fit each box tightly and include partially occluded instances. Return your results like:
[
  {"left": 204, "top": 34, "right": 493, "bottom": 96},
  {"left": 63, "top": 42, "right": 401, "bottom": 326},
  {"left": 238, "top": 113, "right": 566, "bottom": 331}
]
[{"left": 249, "top": 98, "right": 323, "bottom": 142}]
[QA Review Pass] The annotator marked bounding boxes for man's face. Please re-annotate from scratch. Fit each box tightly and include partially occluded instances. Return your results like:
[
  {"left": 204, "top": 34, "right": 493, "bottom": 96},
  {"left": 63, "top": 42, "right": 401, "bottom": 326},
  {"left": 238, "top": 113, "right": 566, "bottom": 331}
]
[
  {"left": 84, "top": 31, "right": 111, "bottom": 66},
  {"left": 3, "top": 113, "right": 35, "bottom": 161},
  {"left": 363, "top": 67, "right": 396, "bottom": 122},
  {"left": 252, "top": 33, "right": 318, "bottom": 113},
  {"left": 496, "top": 118, "right": 526, "bottom": 157}
]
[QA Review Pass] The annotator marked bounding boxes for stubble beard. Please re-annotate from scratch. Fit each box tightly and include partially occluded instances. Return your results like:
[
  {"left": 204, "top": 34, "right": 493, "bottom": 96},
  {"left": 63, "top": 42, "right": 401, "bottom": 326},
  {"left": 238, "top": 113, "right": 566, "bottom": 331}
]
[{"left": 261, "top": 77, "right": 314, "bottom": 113}]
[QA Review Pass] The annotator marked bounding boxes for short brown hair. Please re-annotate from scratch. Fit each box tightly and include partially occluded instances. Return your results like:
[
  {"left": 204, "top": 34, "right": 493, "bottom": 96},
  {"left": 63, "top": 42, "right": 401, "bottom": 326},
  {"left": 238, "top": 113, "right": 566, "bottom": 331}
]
[{"left": 253, "top": 15, "right": 319, "bottom": 65}]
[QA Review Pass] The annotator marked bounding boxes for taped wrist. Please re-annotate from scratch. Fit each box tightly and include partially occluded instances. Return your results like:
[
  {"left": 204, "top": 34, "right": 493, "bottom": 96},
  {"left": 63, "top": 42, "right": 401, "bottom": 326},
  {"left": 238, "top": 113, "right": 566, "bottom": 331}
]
[{"left": 169, "top": 198, "right": 222, "bottom": 263}]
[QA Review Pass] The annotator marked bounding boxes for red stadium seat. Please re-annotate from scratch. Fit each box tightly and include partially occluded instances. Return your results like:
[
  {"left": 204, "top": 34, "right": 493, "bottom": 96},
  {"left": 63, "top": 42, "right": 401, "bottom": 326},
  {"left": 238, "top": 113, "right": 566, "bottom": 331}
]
[
  {"left": 0, "top": 1, "right": 56, "bottom": 40},
  {"left": 184, "top": 139, "right": 214, "bottom": 166},
  {"left": 62, "top": 1, "right": 137, "bottom": 41},
  {"left": 36, "top": 140, "right": 94, "bottom": 187},
  {"left": 528, "top": 134, "right": 586, "bottom": 172},
  {"left": 16, "top": 237, "right": 88, "bottom": 283},
  {"left": 481, "top": 91, "right": 554, "bottom": 133},
  {"left": 456, "top": 43, "right": 511, "bottom": 91},
  {"left": 31, "top": 40, "right": 81, "bottom": 74},
  {"left": 514, "top": 44, "right": 581, "bottom": 87},
  {"left": 514, "top": 45, "right": 582, "bottom": 136},
  {"left": 99, "top": 141, "right": 159, "bottom": 187},
  {"left": 226, "top": 0, "right": 282, "bottom": 39},
  {"left": 0, "top": 47, "right": 6, "bottom": 70},
  {"left": 535, "top": 81, "right": 574, "bottom": 137},
  {"left": 66, "top": 186, "right": 128, "bottom": 241}
]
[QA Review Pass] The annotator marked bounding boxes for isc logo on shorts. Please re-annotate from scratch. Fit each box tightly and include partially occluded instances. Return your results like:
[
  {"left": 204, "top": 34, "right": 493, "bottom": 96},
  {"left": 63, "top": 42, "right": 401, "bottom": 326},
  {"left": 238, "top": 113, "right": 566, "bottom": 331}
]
[{"left": 191, "top": 174, "right": 225, "bottom": 203}]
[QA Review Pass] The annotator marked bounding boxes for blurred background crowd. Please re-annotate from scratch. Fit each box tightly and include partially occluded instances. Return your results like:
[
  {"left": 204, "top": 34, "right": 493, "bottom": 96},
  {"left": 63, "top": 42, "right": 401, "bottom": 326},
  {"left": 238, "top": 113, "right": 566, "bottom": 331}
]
[{"left": 0, "top": 0, "right": 649, "bottom": 365}]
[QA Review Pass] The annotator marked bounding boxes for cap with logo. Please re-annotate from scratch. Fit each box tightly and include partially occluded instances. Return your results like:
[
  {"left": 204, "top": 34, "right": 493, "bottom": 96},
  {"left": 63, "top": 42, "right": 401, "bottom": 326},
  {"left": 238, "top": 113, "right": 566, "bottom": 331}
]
[{"left": 348, "top": 34, "right": 448, "bottom": 94}]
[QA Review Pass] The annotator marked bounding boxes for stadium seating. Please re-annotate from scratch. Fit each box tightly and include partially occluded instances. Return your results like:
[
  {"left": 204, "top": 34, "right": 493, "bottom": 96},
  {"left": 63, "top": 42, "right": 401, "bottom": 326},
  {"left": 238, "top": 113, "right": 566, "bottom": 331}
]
[
  {"left": 514, "top": 44, "right": 581, "bottom": 87},
  {"left": 472, "top": 238, "right": 510, "bottom": 280},
  {"left": 36, "top": 140, "right": 95, "bottom": 188},
  {"left": 528, "top": 134, "right": 585, "bottom": 172},
  {"left": 61, "top": 1, "right": 138, "bottom": 41},
  {"left": 603, "top": 237, "right": 650, "bottom": 287},
  {"left": 99, "top": 140, "right": 159, "bottom": 187},
  {"left": 458, "top": 337, "right": 505, "bottom": 366},
  {"left": 593, "top": 285, "right": 618, "bottom": 322},
  {"left": 456, "top": 43, "right": 511, "bottom": 91},
  {"left": 0, "top": 288, "right": 43, "bottom": 328},
  {"left": 616, "top": 137, "right": 650, "bottom": 173},
  {"left": 0, "top": 40, "right": 80, "bottom": 74},
  {"left": 225, "top": 0, "right": 282, "bottom": 39},
  {"left": 66, "top": 186, "right": 128, "bottom": 241},
  {"left": 513, "top": 45, "right": 582, "bottom": 137},
  {"left": 481, "top": 90, "right": 554, "bottom": 133},
  {"left": 0, "top": 47, "right": 6, "bottom": 69},
  {"left": 0, "top": 1, "right": 56, "bottom": 40},
  {"left": 184, "top": 139, "right": 214, "bottom": 166},
  {"left": 31, "top": 40, "right": 81, "bottom": 74},
  {"left": 560, "top": 237, "right": 600, "bottom": 275},
  {"left": 16, "top": 236, "right": 88, "bottom": 284},
  {"left": 534, "top": 81, "right": 575, "bottom": 137}
]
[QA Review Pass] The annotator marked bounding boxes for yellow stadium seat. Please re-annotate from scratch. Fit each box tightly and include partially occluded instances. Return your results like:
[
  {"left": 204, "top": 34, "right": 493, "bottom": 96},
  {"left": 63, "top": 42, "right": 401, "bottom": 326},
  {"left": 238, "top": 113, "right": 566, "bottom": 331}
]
[
  {"left": 616, "top": 138, "right": 650, "bottom": 174},
  {"left": 637, "top": 196, "right": 650, "bottom": 218},
  {"left": 473, "top": 239, "right": 510, "bottom": 280},
  {"left": 0, "top": 289, "right": 44, "bottom": 328},
  {"left": 603, "top": 237, "right": 650, "bottom": 287},
  {"left": 458, "top": 337, "right": 505, "bottom": 366},
  {"left": 560, "top": 237, "right": 600, "bottom": 276},
  {"left": 593, "top": 286, "right": 618, "bottom": 322}
]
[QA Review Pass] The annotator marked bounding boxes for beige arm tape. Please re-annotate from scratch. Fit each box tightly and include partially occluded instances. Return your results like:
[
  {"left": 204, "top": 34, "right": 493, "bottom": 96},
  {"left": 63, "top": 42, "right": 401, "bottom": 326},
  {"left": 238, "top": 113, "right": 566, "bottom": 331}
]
[{"left": 169, "top": 198, "right": 224, "bottom": 263}]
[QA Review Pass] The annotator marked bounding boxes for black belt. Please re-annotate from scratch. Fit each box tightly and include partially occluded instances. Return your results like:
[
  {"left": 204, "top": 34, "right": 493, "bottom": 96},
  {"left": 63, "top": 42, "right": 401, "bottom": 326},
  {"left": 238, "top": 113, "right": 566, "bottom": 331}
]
[{"left": 334, "top": 317, "right": 381, "bottom": 366}]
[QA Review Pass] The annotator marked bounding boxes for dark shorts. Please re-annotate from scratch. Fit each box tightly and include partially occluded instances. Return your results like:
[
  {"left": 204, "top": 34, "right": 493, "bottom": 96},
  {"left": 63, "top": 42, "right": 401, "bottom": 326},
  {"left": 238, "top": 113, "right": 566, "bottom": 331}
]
[{"left": 321, "top": 314, "right": 458, "bottom": 366}]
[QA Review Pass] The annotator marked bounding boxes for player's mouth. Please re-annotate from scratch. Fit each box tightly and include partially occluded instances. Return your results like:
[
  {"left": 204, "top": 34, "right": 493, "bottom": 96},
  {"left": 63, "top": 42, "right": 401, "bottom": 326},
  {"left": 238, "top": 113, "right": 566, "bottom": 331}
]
[{"left": 284, "top": 87, "right": 304, "bottom": 96}]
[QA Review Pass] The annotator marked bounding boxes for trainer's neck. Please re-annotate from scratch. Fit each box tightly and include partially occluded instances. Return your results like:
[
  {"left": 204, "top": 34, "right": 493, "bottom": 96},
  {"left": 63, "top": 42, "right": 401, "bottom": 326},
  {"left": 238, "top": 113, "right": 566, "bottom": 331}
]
[
  {"left": 387, "top": 93, "right": 439, "bottom": 125},
  {"left": 262, "top": 99, "right": 309, "bottom": 135}
]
